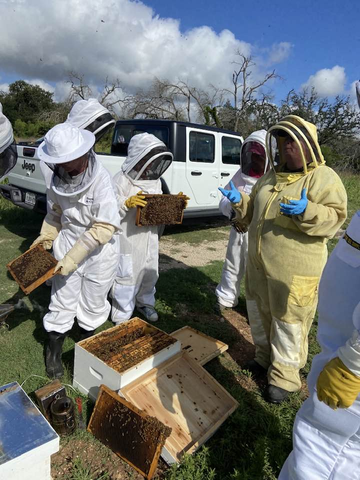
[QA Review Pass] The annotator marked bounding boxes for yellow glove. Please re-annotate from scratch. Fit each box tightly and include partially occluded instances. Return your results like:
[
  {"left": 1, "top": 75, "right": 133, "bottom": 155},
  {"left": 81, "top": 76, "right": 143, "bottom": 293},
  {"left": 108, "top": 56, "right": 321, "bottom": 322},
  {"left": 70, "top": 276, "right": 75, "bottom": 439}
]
[
  {"left": 31, "top": 215, "right": 61, "bottom": 250},
  {"left": 317, "top": 357, "right": 360, "bottom": 409},
  {"left": 124, "top": 191, "right": 147, "bottom": 209},
  {"left": 178, "top": 192, "right": 190, "bottom": 208},
  {"left": 54, "top": 241, "right": 88, "bottom": 276}
]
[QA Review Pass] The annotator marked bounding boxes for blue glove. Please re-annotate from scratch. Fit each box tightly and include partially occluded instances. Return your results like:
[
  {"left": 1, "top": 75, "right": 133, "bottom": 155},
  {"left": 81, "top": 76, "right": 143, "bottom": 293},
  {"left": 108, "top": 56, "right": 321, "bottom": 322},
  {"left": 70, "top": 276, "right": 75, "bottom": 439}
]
[
  {"left": 280, "top": 188, "right": 308, "bottom": 215},
  {"left": 218, "top": 181, "right": 241, "bottom": 203}
]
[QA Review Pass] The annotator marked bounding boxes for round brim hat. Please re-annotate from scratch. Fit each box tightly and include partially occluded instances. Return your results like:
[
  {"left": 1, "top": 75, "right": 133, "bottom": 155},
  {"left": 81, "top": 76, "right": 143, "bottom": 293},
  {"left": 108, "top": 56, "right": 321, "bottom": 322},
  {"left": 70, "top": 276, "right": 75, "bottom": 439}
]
[{"left": 38, "top": 123, "right": 95, "bottom": 164}]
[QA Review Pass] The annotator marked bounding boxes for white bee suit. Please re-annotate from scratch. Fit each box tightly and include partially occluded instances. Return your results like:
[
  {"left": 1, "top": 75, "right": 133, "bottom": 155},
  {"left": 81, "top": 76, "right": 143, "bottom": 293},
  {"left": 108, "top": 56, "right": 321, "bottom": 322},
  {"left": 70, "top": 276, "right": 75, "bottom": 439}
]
[
  {"left": 43, "top": 157, "right": 120, "bottom": 334},
  {"left": 111, "top": 133, "right": 172, "bottom": 323},
  {"left": 279, "top": 212, "right": 360, "bottom": 480},
  {"left": 215, "top": 130, "right": 267, "bottom": 308}
]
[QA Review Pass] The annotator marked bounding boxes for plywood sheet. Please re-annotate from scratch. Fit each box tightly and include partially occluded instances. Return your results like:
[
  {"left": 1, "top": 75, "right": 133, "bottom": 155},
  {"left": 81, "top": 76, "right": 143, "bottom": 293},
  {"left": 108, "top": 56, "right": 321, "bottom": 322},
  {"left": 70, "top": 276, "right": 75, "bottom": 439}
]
[
  {"left": 88, "top": 385, "right": 171, "bottom": 479},
  {"left": 121, "top": 352, "right": 238, "bottom": 463},
  {"left": 171, "top": 326, "right": 228, "bottom": 365},
  {"left": 136, "top": 194, "right": 186, "bottom": 226},
  {"left": 7, "top": 245, "right": 58, "bottom": 295}
]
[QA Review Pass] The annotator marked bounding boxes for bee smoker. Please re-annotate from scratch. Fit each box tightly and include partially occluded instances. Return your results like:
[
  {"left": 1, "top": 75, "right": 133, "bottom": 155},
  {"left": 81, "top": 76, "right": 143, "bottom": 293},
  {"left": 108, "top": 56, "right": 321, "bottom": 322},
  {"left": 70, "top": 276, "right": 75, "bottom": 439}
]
[{"left": 50, "top": 395, "right": 76, "bottom": 436}]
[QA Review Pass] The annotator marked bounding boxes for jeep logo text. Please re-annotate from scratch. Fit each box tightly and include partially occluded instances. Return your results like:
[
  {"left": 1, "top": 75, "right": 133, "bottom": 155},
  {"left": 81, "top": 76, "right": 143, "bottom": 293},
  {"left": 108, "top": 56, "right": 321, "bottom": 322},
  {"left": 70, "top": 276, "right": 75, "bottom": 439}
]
[{"left": 22, "top": 160, "right": 35, "bottom": 172}]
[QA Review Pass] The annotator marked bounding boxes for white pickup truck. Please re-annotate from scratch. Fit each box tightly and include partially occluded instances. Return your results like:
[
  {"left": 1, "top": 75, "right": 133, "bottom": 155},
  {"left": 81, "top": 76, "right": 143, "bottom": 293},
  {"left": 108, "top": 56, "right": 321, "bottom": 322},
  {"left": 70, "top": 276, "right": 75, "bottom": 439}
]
[{"left": 0, "top": 119, "right": 243, "bottom": 218}]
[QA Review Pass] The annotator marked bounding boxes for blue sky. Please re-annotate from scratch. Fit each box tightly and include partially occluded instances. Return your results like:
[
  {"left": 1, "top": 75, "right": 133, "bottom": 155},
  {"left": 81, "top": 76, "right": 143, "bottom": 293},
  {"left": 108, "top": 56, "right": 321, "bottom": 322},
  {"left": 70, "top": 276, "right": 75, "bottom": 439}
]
[
  {"left": 149, "top": 0, "right": 359, "bottom": 100},
  {"left": 0, "top": 0, "right": 358, "bottom": 106}
]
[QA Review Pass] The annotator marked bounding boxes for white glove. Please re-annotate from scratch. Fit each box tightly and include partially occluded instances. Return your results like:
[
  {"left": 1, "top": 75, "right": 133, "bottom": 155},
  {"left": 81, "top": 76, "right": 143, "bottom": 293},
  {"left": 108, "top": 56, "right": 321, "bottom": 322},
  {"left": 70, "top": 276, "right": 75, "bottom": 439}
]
[
  {"left": 55, "top": 241, "right": 89, "bottom": 276},
  {"left": 31, "top": 214, "right": 61, "bottom": 250}
]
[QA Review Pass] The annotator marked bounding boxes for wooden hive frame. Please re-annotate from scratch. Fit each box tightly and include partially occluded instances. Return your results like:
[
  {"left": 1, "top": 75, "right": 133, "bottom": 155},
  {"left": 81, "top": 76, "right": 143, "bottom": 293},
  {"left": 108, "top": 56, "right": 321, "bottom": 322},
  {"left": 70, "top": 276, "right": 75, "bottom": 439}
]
[
  {"left": 135, "top": 194, "right": 187, "bottom": 226},
  {"left": 6, "top": 245, "right": 58, "bottom": 295},
  {"left": 88, "top": 384, "right": 171, "bottom": 479}
]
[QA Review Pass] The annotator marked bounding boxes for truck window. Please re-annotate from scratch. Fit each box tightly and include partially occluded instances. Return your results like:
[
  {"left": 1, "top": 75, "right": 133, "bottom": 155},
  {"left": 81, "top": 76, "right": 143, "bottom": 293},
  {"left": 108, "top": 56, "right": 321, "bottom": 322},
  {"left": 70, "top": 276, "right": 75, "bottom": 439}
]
[
  {"left": 112, "top": 125, "right": 169, "bottom": 156},
  {"left": 222, "top": 136, "right": 241, "bottom": 165},
  {"left": 189, "top": 132, "right": 215, "bottom": 163}
]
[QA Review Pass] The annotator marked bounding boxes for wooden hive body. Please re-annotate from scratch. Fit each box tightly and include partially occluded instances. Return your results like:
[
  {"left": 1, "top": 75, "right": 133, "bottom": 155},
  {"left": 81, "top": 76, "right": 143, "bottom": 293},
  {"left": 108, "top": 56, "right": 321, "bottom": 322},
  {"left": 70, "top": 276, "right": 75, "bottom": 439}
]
[{"left": 73, "top": 318, "right": 181, "bottom": 401}]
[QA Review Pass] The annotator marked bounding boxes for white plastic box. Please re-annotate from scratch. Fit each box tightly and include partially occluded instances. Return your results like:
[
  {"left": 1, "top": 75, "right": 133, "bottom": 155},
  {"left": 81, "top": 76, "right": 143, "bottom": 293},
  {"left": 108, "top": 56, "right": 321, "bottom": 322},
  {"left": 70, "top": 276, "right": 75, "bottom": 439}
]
[
  {"left": 73, "top": 317, "right": 181, "bottom": 401},
  {"left": 0, "top": 382, "right": 59, "bottom": 480}
]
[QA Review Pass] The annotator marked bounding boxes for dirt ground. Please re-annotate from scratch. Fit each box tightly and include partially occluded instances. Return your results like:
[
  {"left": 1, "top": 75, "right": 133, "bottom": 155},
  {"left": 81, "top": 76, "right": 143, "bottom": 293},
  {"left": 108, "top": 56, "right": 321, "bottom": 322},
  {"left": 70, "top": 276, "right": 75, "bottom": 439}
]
[
  {"left": 159, "top": 231, "right": 229, "bottom": 270},
  {"left": 51, "top": 436, "right": 168, "bottom": 479}
]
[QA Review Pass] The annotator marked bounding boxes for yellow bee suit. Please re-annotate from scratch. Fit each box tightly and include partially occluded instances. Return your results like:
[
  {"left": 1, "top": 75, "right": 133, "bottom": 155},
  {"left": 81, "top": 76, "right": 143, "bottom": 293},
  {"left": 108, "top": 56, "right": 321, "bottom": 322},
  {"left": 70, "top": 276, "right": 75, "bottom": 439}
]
[{"left": 233, "top": 116, "right": 347, "bottom": 392}]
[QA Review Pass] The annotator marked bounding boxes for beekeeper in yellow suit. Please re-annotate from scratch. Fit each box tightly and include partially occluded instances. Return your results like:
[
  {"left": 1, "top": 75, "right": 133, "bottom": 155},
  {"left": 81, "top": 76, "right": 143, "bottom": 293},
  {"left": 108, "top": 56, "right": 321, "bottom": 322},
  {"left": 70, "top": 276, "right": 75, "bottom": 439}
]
[{"left": 219, "top": 115, "right": 347, "bottom": 403}]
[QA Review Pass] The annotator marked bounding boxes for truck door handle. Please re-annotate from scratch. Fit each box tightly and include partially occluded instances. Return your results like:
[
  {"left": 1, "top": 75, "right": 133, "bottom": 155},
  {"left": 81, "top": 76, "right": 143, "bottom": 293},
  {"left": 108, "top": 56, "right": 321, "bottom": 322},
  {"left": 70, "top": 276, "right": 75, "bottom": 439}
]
[
  {"left": 191, "top": 171, "right": 202, "bottom": 176},
  {"left": 221, "top": 172, "right": 230, "bottom": 176}
]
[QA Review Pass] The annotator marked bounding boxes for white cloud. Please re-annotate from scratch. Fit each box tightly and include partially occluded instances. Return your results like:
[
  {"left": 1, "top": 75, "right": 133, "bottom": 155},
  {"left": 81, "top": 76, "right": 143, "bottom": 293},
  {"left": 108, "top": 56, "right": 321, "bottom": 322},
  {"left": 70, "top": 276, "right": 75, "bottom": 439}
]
[
  {"left": 0, "top": 83, "right": 9, "bottom": 93},
  {"left": 302, "top": 66, "right": 346, "bottom": 97},
  {"left": 25, "top": 78, "right": 55, "bottom": 93},
  {"left": 0, "top": 0, "right": 289, "bottom": 101},
  {"left": 265, "top": 42, "right": 293, "bottom": 66}
]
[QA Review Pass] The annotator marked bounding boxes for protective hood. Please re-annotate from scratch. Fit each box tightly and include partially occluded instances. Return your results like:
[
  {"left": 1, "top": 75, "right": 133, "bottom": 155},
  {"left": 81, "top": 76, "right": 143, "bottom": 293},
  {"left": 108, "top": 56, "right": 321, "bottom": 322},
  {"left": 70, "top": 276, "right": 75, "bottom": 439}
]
[
  {"left": 240, "top": 129, "right": 268, "bottom": 179},
  {"left": 122, "top": 132, "right": 173, "bottom": 182},
  {"left": 266, "top": 115, "right": 325, "bottom": 175},
  {"left": 66, "top": 98, "right": 115, "bottom": 142},
  {"left": 0, "top": 103, "right": 17, "bottom": 180},
  {"left": 50, "top": 150, "right": 100, "bottom": 197}
]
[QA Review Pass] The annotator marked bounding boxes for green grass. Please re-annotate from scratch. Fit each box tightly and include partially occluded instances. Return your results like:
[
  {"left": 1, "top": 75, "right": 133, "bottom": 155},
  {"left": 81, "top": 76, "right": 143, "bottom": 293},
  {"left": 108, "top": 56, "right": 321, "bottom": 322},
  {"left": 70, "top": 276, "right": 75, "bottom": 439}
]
[{"left": 0, "top": 171, "right": 358, "bottom": 479}]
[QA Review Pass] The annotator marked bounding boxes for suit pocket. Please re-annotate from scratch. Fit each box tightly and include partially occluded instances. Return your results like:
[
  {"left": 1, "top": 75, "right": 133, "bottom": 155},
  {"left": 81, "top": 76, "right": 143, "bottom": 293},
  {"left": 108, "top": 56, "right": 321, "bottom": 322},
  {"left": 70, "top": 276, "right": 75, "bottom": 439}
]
[
  {"left": 289, "top": 275, "right": 319, "bottom": 307},
  {"left": 116, "top": 254, "right": 133, "bottom": 279}
]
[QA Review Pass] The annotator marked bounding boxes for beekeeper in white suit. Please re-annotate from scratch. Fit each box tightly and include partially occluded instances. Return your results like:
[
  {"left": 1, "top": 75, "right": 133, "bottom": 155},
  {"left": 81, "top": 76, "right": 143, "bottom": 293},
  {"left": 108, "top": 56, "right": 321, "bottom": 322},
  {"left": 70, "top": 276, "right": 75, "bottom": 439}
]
[
  {"left": 32, "top": 123, "right": 120, "bottom": 379},
  {"left": 279, "top": 212, "right": 360, "bottom": 480},
  {"left": 40, "top": 98, "right": 115, "bottom": 189},
  {"left": 111, "top": 133, "right": 173, "bottom": 323},
  {"left": 279, "top": 81, "right": 360, "bottom": 479},
  {"left": 216, "top": 130, "right": 268, "bottom": 312},
  {"left": 0, "top": 103, "right": 17, "bottom": 181}
]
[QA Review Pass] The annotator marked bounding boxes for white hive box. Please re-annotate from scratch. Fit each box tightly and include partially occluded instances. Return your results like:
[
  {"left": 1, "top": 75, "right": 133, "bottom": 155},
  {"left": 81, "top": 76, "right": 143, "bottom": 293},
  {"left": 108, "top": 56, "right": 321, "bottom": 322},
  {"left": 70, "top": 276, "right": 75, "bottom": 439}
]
[
  {"left": 73, "top": 317, "right": 181, "bottom": 401},
  {"left": 0, "top": 382, "right": 59, "bottom": 480}
]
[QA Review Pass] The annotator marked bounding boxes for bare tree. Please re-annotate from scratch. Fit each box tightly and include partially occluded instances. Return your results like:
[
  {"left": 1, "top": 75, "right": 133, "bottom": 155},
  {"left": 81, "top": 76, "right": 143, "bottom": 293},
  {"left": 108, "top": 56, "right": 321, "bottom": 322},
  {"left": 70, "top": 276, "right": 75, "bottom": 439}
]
[
  {"left": 120, "top": 77, "right": 224, "bottom": 124},
  {"left": 67, "top": 71, "right": 93, "bottom": 101},
  {"left": 222, "top": 52, "right": 280, "bottom": 132},
  {"left": 66, "top": 71, "right": 125, "bottom": 115}
]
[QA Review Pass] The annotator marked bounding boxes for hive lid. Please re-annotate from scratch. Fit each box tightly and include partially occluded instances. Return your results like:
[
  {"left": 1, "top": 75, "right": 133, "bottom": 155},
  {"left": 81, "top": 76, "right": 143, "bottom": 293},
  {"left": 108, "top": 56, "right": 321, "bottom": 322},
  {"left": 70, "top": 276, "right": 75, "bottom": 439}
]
[
  {"left": 88, "top": 384, "right": 171, "bottom": 479},
  {"left": 0, "top": 382, "right": 58, "bottom": 465},
  {"left": 170, "top": 326, "right": 228, "bottom": 365}
]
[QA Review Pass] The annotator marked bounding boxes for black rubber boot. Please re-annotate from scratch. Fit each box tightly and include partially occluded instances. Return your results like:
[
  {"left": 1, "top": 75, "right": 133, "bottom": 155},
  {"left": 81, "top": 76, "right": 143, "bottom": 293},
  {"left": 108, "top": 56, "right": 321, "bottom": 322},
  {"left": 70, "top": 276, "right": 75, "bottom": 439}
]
[
  {"left": 45, "top": 331, "right": 67, "bottom": 379},
  {"left": 79, "top": 327, "right": 96, "bottom": 341},
  {"left": 265, "top": 385, "right": 291, "bottom": 404},
  {"left": 242, "top": 359, "right": 267, "bottom": 378}
]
